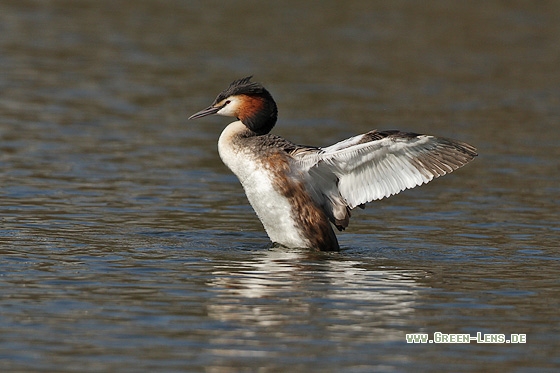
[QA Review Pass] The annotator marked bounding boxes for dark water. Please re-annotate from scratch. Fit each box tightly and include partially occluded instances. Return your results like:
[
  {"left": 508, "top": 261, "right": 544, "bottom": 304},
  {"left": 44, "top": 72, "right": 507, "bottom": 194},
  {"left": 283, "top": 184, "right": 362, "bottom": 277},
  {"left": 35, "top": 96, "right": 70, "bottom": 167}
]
[{"left": 1, "top": 1, "right": 559, "bottom": 371}]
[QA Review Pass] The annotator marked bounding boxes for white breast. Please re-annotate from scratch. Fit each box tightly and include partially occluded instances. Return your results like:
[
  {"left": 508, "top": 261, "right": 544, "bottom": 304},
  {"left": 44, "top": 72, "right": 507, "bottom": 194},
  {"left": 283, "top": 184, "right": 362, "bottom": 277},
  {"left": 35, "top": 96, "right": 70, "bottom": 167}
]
[{"left": 217, "top": 122, "right": 310, "bottom": 248}]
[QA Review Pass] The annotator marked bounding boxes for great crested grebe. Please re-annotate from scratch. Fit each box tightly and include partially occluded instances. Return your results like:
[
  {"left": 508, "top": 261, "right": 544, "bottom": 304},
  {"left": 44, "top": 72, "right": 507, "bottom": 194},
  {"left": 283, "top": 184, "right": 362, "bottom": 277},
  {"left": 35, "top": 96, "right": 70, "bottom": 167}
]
[{"left": 189, "top": 77, "right": 477, "bottom": 251}]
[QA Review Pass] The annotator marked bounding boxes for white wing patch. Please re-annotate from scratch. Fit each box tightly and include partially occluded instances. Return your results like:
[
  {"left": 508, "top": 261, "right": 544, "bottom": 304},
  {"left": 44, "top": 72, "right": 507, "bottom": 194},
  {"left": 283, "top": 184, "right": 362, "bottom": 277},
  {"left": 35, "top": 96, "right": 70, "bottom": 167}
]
[{"left": 294, "top": 131, "right": 477, "bottom": 210}]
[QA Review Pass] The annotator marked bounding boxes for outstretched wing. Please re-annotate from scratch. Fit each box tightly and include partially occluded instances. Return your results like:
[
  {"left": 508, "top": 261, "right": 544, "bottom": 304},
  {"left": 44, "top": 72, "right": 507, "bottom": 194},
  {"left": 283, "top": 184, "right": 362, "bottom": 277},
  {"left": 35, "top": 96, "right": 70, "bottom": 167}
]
[{"left": 294, "top": 130, "right": 477, "bottom": 210}]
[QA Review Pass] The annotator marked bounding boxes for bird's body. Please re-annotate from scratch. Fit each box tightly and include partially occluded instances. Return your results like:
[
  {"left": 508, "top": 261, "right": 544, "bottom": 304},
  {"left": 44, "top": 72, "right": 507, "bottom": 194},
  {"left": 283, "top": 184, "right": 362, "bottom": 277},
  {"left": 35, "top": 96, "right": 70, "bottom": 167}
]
[{"left": 189, "top": 77, "right": 477, "bottom": 251}]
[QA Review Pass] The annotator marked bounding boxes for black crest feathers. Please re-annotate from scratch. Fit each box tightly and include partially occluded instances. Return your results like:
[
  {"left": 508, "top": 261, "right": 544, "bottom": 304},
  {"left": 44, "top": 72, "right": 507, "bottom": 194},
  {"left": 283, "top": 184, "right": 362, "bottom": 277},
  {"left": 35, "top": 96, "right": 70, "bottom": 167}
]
[{"left": 215, "top": 76, "right": 271, "bottom": 104}]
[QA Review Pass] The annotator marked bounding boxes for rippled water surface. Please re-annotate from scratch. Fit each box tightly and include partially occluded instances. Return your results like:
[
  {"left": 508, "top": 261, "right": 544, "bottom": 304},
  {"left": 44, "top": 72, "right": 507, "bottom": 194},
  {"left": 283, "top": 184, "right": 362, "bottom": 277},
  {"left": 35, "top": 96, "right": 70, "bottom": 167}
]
[{"left": 1, "top": 1, "right": 559, "bottom": 372}]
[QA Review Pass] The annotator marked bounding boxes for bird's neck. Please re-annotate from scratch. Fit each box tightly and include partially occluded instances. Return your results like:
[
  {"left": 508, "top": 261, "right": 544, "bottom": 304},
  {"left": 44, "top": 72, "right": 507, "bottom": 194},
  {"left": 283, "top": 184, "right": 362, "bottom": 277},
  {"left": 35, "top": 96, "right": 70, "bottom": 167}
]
[{"left": 217, "top": 121, "right": 259, "bottom": 183}]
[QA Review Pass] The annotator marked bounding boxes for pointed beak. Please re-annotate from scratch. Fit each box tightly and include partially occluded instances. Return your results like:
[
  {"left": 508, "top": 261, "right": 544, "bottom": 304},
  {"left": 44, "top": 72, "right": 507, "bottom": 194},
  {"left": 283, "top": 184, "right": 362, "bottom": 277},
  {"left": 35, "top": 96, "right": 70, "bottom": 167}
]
[{"left": 188, "top": 105, "right": 220, "bottom": 120}]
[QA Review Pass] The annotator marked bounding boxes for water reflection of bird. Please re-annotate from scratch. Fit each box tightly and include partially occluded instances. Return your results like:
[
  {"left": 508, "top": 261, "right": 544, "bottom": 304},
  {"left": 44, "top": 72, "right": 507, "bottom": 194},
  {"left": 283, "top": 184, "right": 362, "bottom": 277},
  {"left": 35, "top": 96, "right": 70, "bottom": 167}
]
[{"left": 189, "top": 77, "right": 477, "bottom": 251}]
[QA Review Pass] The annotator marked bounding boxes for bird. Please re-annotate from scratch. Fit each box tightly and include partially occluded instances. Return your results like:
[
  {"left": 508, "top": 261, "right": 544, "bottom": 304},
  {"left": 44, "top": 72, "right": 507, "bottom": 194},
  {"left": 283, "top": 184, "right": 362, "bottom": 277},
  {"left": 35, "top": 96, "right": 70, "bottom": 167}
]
[{"left": 189, "top": 76, "right": 477, "bottom": 251}]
